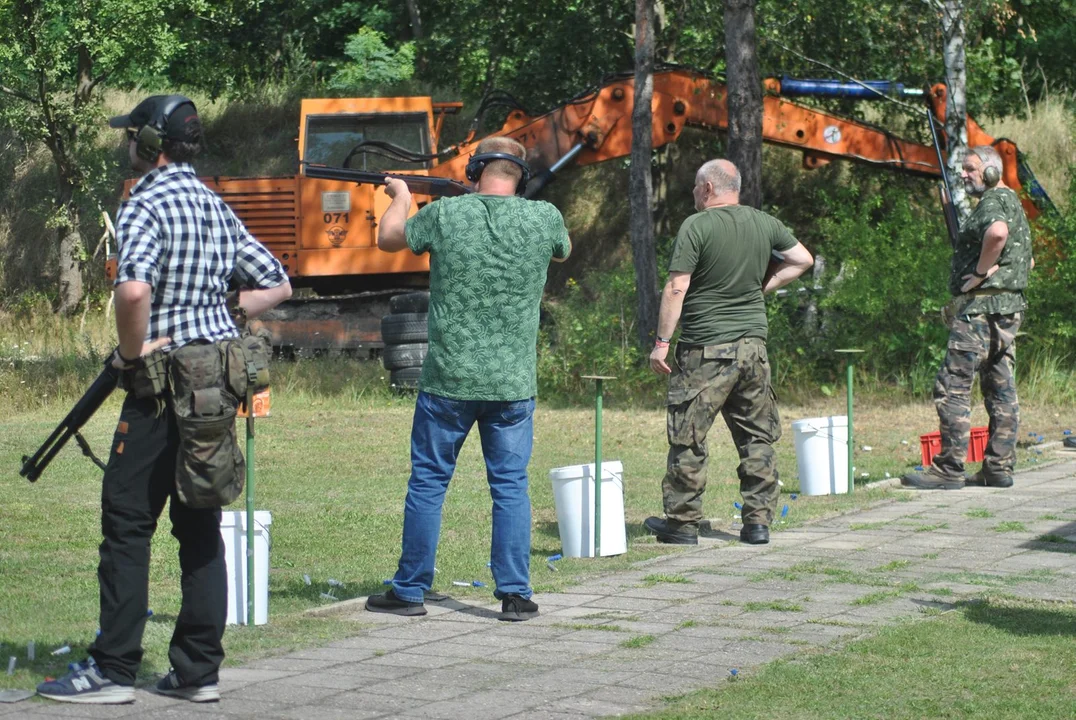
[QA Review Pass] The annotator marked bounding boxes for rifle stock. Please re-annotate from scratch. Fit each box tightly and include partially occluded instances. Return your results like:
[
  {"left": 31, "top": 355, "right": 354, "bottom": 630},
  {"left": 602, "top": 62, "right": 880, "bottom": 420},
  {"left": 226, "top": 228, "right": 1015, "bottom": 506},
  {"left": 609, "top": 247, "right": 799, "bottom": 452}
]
[
  {"left": 20, "top": 360, "right": 120, "bottom": 482},
  {"left": 301, "top": 164, "right": 472, "bottom": 197}
]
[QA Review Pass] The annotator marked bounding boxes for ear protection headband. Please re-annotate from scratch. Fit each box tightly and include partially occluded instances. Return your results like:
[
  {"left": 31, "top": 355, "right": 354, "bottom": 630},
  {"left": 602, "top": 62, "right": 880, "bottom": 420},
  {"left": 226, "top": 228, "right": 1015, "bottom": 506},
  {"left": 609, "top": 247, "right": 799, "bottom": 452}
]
[
  {"left": 465, "top": 152, "right": 531, "bottom": 196},
  {"left": 982, "top": 164, "right": 1001, "bottom": 188},
  {"left": 135, "top": 95, "right": 194, "bottom": 163}
]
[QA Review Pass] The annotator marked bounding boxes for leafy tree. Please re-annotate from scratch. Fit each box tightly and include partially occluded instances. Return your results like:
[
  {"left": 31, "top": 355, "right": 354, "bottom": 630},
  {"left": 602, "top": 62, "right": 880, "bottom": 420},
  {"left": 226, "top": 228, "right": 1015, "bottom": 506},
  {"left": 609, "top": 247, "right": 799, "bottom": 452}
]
[
  {"left": 329, "top": 28, "right": 416, "bottom": 91},
  {"left": 0, "top": 0, "right": 249, "bottom": 312}
]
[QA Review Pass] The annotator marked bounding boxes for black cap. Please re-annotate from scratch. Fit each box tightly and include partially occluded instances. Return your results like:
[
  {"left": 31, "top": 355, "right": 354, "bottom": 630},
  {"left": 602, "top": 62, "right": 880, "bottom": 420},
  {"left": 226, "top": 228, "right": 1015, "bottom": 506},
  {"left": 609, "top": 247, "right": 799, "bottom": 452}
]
[{"left": 108, "top": 95, "right": 200, "bottom": 142}]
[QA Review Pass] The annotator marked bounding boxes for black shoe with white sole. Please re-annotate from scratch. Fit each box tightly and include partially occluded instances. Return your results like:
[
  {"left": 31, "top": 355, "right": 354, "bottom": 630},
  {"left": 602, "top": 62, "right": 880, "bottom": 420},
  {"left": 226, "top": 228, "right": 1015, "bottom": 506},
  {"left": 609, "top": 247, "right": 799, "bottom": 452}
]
[{"left": 152, "top": 670, "right": 220, "bottom": 703}]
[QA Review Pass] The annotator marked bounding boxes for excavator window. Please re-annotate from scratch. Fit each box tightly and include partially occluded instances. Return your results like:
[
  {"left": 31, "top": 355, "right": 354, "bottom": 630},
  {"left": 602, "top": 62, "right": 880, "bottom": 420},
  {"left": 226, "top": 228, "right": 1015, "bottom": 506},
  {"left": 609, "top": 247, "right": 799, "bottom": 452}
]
[{"left": 305, "top": 112, "right": 431, "bottom": 171}]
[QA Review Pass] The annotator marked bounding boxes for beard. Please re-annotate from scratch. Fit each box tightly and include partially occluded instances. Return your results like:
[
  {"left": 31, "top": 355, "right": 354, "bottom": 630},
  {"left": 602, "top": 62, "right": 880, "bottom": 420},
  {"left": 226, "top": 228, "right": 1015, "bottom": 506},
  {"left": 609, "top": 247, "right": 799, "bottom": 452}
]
[{"left": 964, "top": 178, "right": 986, "bottom": 197}]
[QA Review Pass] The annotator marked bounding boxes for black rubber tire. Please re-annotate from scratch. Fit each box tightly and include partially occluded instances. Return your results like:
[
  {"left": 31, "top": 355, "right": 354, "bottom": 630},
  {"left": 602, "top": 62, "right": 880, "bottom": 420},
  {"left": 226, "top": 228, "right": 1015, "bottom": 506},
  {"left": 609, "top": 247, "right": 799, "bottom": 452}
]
[
  {"left": 389, "top": 291, "right": 430, "bottom": 314},
  {"left": 381, "top": 312, "right": 428, "bottom": 344},
  {"left": 382, "top": 342, "right": 427, "bottom": 371},
  {"left": 390, "top": 367, "right": 422, "bottom": 391}
]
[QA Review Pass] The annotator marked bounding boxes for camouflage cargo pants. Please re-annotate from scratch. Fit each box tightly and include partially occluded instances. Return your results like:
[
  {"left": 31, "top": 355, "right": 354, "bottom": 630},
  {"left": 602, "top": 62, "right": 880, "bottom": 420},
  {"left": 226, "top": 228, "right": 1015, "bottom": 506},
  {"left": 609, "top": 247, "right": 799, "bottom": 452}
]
[
  {"left": 663, "top": 338, "right": 782, "bottom": 527},
  {"left": 931, "top": 312, "right": 1022, "bottom": 480}
]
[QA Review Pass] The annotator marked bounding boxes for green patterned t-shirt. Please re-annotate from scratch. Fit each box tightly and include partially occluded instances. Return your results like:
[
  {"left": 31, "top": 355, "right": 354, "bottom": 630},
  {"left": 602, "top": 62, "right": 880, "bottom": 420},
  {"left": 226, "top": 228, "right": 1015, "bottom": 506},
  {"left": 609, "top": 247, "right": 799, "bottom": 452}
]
[{"left": 406, "top": 194, "right": 571, "bottom": 401}]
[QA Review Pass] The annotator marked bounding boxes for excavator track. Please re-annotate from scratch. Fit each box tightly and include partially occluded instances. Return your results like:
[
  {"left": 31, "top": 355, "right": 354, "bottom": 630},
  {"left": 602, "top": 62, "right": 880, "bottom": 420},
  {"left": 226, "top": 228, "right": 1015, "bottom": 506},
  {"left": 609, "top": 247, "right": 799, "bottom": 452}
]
[{"left": 251, "top": 289, "right": 407, "bottom": 356}]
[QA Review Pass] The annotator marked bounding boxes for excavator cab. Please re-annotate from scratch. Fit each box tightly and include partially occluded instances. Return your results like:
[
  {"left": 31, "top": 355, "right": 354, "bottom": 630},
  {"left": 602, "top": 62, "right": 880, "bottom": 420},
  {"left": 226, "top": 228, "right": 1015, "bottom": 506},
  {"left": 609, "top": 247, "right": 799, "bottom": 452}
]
[{"left": 302, "top": 108, "right": 433, "bottom": 171}]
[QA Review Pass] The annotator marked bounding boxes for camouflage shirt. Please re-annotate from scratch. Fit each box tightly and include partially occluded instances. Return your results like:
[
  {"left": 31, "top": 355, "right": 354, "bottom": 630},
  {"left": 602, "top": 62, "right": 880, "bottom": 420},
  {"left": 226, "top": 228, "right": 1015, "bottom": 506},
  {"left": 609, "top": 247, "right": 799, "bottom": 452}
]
[{"left": 950, "top": 187, "right": 1032, "bottom": 316}]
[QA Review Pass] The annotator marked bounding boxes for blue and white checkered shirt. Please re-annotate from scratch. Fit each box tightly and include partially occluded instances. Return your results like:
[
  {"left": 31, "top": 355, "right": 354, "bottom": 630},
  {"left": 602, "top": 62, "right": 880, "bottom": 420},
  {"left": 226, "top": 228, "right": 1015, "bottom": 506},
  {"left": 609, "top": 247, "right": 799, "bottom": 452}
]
[{"left": 114, "top": 163, "right": 287, "bottom": 350}]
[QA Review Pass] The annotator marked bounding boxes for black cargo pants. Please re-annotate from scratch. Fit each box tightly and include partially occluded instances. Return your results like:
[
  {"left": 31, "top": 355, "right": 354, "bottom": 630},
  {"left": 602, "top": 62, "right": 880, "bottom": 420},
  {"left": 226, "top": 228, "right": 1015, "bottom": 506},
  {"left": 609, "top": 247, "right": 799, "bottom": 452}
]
[{"left": 89, "top": 393, "right": 227, "bottom": 687}]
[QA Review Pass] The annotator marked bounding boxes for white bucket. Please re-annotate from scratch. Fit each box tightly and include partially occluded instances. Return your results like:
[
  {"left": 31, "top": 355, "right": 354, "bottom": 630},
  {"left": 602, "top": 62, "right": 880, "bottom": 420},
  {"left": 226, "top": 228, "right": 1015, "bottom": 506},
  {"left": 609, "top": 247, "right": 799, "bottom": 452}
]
[
  {"left": 220, "top": 510, "right": 272, "bottom": 625},
  {"left": 791, "top": 416, "right": 849, "bottom": 495},
  {"left": 549, "top": 462, "right": 627, "bottom": 557}
]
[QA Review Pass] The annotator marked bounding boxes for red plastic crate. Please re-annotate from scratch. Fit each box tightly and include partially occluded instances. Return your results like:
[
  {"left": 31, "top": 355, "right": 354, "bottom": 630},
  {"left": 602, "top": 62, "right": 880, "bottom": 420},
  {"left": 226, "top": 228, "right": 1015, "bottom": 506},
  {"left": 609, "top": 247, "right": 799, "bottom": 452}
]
[{"left": 919, "top": 427, "right": 989, "bottom": 466}]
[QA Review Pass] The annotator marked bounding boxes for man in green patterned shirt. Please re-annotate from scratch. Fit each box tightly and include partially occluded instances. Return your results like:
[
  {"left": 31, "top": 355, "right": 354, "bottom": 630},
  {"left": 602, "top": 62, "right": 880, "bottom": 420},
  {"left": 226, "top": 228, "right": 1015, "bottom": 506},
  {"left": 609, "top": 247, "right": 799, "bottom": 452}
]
[
  {"left": 903, "top": 145, "right": 1033, "bottom": 490},
  {"left": 365, "top": 136, "right": 571, "bottom": 620}
]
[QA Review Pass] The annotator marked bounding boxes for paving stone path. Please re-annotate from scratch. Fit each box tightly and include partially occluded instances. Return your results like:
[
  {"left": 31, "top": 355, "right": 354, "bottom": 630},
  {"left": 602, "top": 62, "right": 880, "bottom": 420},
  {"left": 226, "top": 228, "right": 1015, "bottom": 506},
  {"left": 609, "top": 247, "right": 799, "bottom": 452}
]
[{"left": 14, "top": 460, "right": 1076, "bottom": 720}]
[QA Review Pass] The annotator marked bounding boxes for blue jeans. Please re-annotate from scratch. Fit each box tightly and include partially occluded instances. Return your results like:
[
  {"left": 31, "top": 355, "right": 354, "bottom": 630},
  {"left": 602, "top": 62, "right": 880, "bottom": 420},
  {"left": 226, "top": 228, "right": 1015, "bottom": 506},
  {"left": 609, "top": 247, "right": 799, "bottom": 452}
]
[{"left": 392, "top": 391, "right": 535, "bottom": 603}]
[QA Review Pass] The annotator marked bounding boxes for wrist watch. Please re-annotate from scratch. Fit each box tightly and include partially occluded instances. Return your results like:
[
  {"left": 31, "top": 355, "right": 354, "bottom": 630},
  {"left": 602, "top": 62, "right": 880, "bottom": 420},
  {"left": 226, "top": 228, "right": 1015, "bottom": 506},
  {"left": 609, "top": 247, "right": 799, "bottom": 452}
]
[{"left": 656, "top": 336, "right": 672, "bottom": 343}]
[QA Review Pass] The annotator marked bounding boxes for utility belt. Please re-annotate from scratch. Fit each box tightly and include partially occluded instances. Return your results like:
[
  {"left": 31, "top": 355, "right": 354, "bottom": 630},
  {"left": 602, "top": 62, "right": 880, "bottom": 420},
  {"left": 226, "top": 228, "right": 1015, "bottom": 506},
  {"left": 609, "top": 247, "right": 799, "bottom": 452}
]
[
  {"left": 941, "top": 288, "right": 1010, "bottom": 329},
  {"left": 118, "top": 333, "right": 271, "bottom": 508}
]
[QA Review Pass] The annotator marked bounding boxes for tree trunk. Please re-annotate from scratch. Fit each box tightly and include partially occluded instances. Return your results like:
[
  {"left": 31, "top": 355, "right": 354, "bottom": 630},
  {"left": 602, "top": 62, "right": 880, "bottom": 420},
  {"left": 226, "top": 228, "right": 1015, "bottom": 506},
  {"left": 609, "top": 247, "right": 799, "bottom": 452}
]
[
  {"left": 404, "top": 0, "right": 423, "bottom": 40},
  {"left": 723, "top": 0, "right": 763, "bottom": 209},
  {"left": 939, "top": 0, "right": 970, "bottom": 218},
  {"left": 630, "top": 0, "right": 660, "bottom": 350}
]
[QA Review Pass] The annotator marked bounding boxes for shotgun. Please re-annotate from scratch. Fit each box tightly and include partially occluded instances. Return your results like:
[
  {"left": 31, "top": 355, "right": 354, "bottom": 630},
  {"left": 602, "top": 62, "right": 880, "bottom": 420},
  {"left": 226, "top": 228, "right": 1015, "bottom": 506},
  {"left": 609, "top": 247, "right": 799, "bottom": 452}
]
[{"left": 20, "top": 359, "right": 119, "bottom": 482}]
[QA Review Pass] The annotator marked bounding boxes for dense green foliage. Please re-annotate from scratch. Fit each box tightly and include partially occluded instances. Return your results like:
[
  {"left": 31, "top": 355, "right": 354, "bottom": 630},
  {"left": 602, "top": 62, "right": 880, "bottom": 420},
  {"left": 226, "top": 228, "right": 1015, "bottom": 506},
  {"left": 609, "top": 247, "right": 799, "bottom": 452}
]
[{"left": 0, "top": 0, "right": 1073, "bottom": 389}]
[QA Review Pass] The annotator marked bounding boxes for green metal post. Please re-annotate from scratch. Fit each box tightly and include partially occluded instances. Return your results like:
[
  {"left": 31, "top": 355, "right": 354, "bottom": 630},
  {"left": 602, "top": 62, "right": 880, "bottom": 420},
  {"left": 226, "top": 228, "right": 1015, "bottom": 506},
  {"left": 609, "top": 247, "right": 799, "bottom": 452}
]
[
  {"left": 846, "top": 360, "right": 854, "bottom": 495},
  {"left": 594, "top": 379, "right": 603, "bottom": 558},
  {"left": 246, "top": 421, "right": 255, "bottom": 625},
  {"left": 835, "top": 350, "right": 863, "bottom": 495}
]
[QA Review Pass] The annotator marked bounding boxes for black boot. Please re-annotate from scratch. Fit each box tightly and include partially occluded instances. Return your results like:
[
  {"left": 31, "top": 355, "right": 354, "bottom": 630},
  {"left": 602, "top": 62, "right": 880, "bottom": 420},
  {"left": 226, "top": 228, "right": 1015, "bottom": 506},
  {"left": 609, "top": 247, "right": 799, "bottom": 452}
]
[
  {"left": 739, "top": 524, "right": 769, "bottom": 545},
  {"left": 643, "top": 516, "right": 698, "bottom": 545}
]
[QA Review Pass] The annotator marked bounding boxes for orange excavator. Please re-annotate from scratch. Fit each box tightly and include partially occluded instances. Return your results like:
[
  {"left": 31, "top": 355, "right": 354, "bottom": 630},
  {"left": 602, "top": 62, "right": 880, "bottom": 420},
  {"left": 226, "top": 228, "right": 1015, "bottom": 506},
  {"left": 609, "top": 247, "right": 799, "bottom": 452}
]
[{"left": 113, "top": 67, "right": 1054, "bottom": 351}]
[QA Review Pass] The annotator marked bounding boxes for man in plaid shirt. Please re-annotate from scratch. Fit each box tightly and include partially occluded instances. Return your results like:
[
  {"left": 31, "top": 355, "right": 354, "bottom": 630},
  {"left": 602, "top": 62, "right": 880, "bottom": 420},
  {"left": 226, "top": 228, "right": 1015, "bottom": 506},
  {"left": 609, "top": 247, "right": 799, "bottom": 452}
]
[{"left": 37, "top": 95, "right": 291, "bottom": 705}]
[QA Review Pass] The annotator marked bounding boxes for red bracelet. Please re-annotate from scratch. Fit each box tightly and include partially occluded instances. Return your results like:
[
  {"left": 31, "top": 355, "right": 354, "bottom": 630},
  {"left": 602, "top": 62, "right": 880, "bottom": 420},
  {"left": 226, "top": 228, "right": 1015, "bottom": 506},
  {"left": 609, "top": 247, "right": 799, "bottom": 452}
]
[{"left": 654, "top": 341, "right": 670, "bottom": 348}]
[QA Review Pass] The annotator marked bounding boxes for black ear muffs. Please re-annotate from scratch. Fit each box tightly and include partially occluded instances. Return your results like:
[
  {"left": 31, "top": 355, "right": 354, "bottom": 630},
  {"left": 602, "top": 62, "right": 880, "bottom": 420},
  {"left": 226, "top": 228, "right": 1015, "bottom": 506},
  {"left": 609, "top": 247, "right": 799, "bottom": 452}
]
[
  {"left": 465, "top": 152, "right": 531, "bottom": 195},
  {"left": 983, "top": 165, "right": 1001, "bottom": 188},
  {"left": 135, "top": 95, "right": 194, "bottom": 164}
]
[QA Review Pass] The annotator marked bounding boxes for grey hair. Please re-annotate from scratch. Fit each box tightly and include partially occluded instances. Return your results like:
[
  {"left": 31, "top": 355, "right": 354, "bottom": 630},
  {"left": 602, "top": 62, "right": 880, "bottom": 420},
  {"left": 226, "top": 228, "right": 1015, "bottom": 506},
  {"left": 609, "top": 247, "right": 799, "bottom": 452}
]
[
  {"left": 969, "top": 145, "right": 1003, "bottom": 176},
  {"left": 697, "top": 159, "right": 741, "bottom": 195}
]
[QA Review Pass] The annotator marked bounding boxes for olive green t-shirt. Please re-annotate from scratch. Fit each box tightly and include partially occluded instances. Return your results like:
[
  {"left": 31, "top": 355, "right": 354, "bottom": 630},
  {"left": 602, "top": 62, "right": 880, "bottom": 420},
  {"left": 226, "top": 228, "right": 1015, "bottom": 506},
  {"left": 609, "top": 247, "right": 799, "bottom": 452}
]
[
  {"left": 406, "top": 194, "right": 571, "bottom": 401},
  {"left": 950, "top": 187, "right": 1032, "bottom": 316},
  {"left": 668, "top": 205, "right": 798, "bottom": 346}
]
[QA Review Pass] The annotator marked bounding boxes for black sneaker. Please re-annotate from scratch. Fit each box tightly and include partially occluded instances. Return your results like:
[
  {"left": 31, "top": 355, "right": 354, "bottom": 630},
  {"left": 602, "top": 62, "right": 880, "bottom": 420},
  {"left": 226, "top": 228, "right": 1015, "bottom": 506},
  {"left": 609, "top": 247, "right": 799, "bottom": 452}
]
[
  {"left": 365, "top": 588, "right": 427, "bottom": 616},
  {"left": 152, "top": 669, "right": 220, "bottom": 703},
  {"left": 36, "top": 657, "right": 135, "bottom": 704},
  {"left": 1065, "top": 436, "right": 1076, "bottom": 450},
  {"left": 500, "top": 594, "right": 539, "bottom": 622},
  {"left": 643, "top": 516, "right": 699, "bottom": 545},
  {"left": 901, "top": 469, "right": 964, "bottom": 490},
  {"left": 739, "top": 523, "right": 769, "bottom": 545},
  {"left": 964, "top": 470, "right": 1014, "bottom": 488}
]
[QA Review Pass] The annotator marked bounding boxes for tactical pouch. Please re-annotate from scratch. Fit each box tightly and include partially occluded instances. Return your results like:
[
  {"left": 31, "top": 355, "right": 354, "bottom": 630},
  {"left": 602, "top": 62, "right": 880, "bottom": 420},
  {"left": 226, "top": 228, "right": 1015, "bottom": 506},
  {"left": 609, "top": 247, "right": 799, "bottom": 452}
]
[
  {"left": 118, "top": 349, "right": 168, "bottom": 399},
  {"left": 224, "top": 331, "right": 272, "bottom": 403},
  {"left": 169, "top": 340, "right": 244, "bottom": 508}
]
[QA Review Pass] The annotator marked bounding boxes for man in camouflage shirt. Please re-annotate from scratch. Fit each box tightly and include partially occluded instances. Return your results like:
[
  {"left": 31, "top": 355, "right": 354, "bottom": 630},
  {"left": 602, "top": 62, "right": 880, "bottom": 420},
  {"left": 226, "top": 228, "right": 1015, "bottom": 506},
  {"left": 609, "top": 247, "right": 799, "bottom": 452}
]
[
  {"left": 903, "top": 145, "right": 1033, "bottom": 490},
  {"left": 645, "top": 159, "right": 813, "bottom": 546},
  {"left": 365, "top": 136, "right": 571, "bottom": 620}
]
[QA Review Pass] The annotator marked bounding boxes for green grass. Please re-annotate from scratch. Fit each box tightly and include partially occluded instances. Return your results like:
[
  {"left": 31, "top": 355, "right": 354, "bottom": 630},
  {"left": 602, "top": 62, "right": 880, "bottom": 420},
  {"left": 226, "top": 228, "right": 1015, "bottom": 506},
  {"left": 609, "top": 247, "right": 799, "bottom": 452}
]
[
  {"left": 928, "top": 570, "right": 1056, "bottom": 588},
  {"left": 743, "top": 600, "right": 803, "bottom": 613},
  {"left": 629, "top": 597, "right": 1076, "bottom": 720},
  {"left": 993, "top": 521, "right": 1029, "bottom": 533},
  {"left": 851, "top": 590, "right": 904, "bottom": 606},
  {"left": 849, "top": 521, "right": 888, "bottom": 531},
  {"left": 1036, "top": 534, "right": 1074, "bottom": 544},
  {"left": 965, "top": 508, "right": 995, "bottom": 519},
  {"left": 913, "top": 522, "right": 949, "bottom": 533},
  {"left": 553, "top": 622, "right": 627, "bottom": 632},
  {"left": 0, "top": 333, "right": 1071, "bottom": 691},
  {"left": 1, "top": 366, "right": 904, "bottom": 691},
  {"left": 620, "top": 634, "right": 657, "bottom": 649},
  {"left": 872, "top": 560, "right": 911, "bottom": 572},
  {"left": 642, "top": 573, "right": 694, "bottom": 586}
]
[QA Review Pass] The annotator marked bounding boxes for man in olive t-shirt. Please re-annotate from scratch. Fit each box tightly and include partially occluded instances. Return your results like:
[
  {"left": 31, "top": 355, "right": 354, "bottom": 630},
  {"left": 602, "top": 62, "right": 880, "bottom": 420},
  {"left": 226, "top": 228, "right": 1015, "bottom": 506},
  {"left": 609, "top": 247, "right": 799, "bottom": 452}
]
[
  {"left": 902, "top": 145, "right": 1033, "bottom": 491},
  {"left": 365, "top": 136, "right": 571, "bottom": 621},
  {"left": 645, "top": 159, "right": 813, "bottom": 546}
]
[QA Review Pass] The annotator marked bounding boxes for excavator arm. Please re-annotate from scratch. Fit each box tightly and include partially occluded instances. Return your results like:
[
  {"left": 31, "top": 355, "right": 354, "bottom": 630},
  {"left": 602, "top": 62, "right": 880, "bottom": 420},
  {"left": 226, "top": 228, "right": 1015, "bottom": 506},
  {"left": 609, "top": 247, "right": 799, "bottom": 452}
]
[{"left": 431, "top": 68, "right": 1045, "bottom": 221}]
